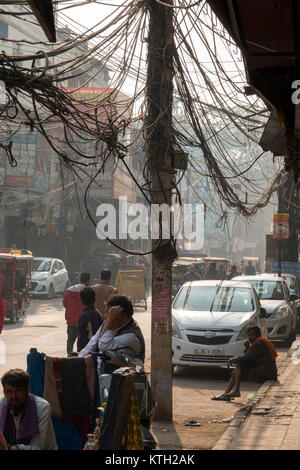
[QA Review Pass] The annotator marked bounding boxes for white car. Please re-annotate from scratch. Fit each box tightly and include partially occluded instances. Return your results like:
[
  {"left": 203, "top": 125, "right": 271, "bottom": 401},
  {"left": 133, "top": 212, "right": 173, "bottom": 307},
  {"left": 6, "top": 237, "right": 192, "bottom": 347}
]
[
  {"left": 233, "top": 274, "right": 297, "bottom": 346},
  {"left": 172, "top": 280, "right": 267, "bottom": 369},
  {"left": 30, "top": 257, "right": 70, "bottom": 298}
]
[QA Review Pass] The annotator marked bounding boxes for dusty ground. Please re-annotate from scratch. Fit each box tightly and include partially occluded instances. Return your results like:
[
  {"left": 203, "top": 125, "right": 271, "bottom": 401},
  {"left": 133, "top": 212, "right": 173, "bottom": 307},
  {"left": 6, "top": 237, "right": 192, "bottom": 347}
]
[
  {"left": 0, "top": 296, "right": 290, "bottom": 450},
  {"left": 152, "top": 366, "right": 260, "bottom": 450}
]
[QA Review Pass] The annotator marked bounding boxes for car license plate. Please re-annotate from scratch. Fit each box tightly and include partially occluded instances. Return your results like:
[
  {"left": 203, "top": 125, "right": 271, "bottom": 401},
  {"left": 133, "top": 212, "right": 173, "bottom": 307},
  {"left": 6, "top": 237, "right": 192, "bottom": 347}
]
[{"left": 194, "top": 348, "right": 224, "bottom": 356}]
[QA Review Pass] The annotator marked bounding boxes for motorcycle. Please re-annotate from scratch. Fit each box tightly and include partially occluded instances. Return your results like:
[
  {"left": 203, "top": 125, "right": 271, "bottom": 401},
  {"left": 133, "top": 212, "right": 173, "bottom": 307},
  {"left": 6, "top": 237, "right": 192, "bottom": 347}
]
[{"left": 93, "top": 348, "right": 157, "bottom": 450}]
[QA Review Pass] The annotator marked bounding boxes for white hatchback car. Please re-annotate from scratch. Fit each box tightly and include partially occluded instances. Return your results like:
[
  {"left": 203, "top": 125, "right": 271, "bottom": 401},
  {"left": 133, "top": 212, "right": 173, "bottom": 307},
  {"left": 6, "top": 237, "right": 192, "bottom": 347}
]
[
  {"left": 172, "top": 280, "right": 267, "bottom": 369},
  {"left": 30, "top": 257, "right": 70, "bottom": 298}
]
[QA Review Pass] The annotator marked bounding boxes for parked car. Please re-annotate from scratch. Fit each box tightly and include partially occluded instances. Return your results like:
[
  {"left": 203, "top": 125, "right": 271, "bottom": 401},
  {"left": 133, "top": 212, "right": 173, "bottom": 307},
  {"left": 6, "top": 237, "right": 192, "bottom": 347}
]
[
  {"left": 276, "top": 273, "right": 300, "bottom": 331},
  {"left": 30, "top": 257, "right": 70, "bottom": 298},
  {"left": 172, "top": 280, "right": 267, "bottom": 369},
  {"left": 233, "top": 274, "right": 297, "bottom": 346}
]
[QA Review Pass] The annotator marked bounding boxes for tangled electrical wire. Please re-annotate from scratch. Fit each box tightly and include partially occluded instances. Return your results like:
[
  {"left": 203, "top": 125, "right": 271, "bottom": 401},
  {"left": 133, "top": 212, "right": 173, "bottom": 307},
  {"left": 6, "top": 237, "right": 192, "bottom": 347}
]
[{"left": 0, "top": 0, "right": 285, "bottom": 254}]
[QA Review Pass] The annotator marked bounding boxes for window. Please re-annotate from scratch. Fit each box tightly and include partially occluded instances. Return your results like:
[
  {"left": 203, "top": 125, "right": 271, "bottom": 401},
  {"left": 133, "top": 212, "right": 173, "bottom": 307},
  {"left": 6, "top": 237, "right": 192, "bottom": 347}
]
[
  {"left": 0, "top": 20, "right": 8, "bottom": 39},
  {"left": 32, "top": 259, "right": 51, "bottom": 272},
  {"left": 250, "top": 280, "right": 284, "bottom": 300},
  {"left": 52, "top": 261, "right": 59, "bottom": 273},
  {"left": 13, "top": 43, "right": 23, "bottom": 68},
  {"left": 58, "top": 261, "right": 64, "bottom": 271},
  {"left": 284, "top": 277, "right": 298, "bottom": 295}
]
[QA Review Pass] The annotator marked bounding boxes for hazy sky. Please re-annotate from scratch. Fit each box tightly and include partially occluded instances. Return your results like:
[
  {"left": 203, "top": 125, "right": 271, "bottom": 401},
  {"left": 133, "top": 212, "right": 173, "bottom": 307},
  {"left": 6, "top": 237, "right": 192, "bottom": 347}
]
[
  {"left": 62, "top": 1, "right": 249, "bottom": 108},
  {"left": 64, "top": 2, "right": 122, "bottom": 30}
]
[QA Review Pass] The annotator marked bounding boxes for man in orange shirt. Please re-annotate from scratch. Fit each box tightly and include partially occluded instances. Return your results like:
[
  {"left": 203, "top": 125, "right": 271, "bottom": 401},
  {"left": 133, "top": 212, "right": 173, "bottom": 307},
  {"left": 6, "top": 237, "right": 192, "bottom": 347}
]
[{"left": 212, "top": 326, "right": 277, "bottom": 401}]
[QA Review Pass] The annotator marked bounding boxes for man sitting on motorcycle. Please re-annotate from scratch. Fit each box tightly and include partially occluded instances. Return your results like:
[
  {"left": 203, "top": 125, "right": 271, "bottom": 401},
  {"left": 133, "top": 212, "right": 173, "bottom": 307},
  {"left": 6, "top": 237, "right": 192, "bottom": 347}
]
[{"left": 78, "top": 294, "right": 145, "bottom": 375}]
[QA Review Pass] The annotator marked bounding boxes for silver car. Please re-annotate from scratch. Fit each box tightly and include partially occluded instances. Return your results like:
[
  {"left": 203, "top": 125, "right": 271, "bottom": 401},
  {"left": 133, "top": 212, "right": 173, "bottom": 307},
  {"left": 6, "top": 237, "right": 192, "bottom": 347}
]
[
  {"left": 279, "top": 274, "right": 300, "bottom": 329},
  {"left": 233, "top": 274, "right": 297, "bottom": 346}
]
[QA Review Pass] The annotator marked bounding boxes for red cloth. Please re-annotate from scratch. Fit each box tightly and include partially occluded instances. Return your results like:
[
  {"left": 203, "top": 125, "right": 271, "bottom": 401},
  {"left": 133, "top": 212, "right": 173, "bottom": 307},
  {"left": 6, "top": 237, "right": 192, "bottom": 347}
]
[
  {"left": 0, "top": 292, "right": 4, "bottom": 335},
  {"left": 63, "top": 285, "right": 86, "bottom": 327}
]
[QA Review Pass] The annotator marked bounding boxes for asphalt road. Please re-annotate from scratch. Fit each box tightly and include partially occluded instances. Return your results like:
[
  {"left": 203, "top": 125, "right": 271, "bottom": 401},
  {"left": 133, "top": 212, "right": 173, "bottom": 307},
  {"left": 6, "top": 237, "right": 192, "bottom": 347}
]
[{"left": 0, "top": 296, "right": 293, "bottom": 449}]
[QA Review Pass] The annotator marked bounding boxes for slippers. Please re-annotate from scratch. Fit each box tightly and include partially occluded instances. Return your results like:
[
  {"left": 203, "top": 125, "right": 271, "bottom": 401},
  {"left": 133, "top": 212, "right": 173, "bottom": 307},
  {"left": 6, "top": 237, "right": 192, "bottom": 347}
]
[{"left": 211, "top": 394, "right": 233, "bottom": 401}]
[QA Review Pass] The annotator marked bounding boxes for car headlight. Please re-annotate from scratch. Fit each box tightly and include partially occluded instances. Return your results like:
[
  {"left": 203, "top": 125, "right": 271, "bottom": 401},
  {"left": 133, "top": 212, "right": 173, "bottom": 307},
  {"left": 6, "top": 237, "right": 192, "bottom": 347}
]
[
  {"left": 273, "top": 307, "right": 288, "bottom": 319},
  {"left": 172, "top": 318, "right": 182, "bottom": 339},
  {"left": 237, "top": 321, "right": 256, "bottom": 341}
]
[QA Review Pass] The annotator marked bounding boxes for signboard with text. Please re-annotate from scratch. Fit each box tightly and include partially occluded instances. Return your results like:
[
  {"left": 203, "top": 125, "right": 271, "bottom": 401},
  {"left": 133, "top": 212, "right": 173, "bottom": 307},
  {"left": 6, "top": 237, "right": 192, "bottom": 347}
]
[{"left": 272, "top": 213, "right": 289, "bottom": 239}]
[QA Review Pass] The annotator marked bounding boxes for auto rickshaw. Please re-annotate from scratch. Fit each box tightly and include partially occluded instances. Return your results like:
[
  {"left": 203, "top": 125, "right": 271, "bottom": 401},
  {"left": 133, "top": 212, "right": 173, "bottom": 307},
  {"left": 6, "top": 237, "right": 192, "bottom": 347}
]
[
  {"left": 172, "top": 257, "right": 205, "bottom": 296},
  {"left": 0, "top": 248, "right": 33, "bottom": 324},
  {"left": 115, "top": 269, "right": 148, "bottom": 310},
  {"left": 203, "top": 257, "right": 231, "bottom": 280},
  {"left": 241, "top": 256, "right": 261, "bottom": 274}
]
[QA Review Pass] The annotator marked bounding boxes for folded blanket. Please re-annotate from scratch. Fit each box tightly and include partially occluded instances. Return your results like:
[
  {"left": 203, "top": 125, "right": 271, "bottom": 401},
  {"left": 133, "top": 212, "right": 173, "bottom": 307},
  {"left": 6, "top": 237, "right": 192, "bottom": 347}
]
[
  {"left": 44, "top": 355, "right": 94, "bottom": 418},
  {"left": 61, "top": 357, "right": 92, "bottom": 417},
  {"left": 44, "top": 357, "right": 63, "bottom": 417}
]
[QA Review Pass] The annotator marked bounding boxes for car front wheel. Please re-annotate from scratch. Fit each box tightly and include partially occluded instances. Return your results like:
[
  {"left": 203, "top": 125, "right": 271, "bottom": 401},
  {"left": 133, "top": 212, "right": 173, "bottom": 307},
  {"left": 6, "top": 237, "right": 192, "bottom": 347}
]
[{"left": 48, "top": 284, "right": 55, "bottom": 299}]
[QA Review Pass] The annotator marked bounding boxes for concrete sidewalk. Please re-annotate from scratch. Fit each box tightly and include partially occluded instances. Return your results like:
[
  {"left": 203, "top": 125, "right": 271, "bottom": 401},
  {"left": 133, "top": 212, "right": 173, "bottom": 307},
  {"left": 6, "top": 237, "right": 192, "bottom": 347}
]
[{"left": 213, "top": 343, "right": 300, "bottom": 450}]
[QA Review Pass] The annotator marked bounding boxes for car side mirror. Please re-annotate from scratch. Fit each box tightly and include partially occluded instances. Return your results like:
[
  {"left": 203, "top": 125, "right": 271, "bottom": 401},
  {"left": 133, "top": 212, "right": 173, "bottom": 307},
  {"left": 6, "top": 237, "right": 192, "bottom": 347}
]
[
  {"left": 289, "top": 293, "right": 299, "bottom": 302},
  {"left": 259, "top": 307, "right": 268, "bottom": 318}
]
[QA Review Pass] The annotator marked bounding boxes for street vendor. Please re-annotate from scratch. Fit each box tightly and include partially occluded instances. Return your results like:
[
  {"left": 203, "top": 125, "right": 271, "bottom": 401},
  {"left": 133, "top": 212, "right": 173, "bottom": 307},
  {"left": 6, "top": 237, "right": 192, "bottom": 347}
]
[
  {"left": 211, "top": 326, "right": 278, "bottom": 401},
  {"left": 78, "top": 294, "right": 145, "bottom": 375},
  {"left": 0, "top": 369, "right": 57, "bottom": 450}
]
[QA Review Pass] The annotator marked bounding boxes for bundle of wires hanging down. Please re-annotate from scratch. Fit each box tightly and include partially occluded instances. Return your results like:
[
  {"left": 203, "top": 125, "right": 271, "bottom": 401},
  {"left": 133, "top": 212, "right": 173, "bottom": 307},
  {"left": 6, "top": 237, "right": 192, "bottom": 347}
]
[{"left": 0, "top": 0, "right": 284, "bottom": 248}]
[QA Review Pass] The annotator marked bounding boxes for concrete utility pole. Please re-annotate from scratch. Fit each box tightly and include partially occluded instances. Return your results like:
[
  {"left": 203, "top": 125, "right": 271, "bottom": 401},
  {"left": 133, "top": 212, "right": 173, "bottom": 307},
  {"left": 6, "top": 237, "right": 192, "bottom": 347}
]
[
  {"left": 277, "top": 174, "right": 299, "bottom": 273},
  {"left": 277, "top": 185, "right": 283, "bottom": 277},
  {"left": 145, "top": 0, "right": 177, "bottom": 421}
]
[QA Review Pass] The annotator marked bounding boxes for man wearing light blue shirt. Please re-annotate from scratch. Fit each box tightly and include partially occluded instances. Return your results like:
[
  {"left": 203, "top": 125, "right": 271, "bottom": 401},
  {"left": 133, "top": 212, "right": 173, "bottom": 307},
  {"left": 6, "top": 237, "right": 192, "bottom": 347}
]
[{"left": 78, "top": 295, "right": 145, "bottom": 376}]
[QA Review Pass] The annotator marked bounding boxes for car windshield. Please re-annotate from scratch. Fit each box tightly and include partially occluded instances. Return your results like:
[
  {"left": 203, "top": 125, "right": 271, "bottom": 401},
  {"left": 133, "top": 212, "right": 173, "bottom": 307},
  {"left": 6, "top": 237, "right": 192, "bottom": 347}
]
[
  {"left": 32, "top": 259, "right": 51, "bottom": 272},
  {"left": 173, "top": 286, "right": 254, "bottom": 312},
  {"left": 249, "top": 280, "right": 284, "bottom": 300}
]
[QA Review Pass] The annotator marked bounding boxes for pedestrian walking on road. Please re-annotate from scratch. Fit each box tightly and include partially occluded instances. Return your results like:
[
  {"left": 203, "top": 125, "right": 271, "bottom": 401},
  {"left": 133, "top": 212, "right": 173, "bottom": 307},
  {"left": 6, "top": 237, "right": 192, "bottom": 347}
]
[
  {"left": 211, "top": 326, "right": 278, "bottom": 401},
  {"left": 92, "top": 269, "right": 117, "bottom": 317},
  {"left": 63, "top": 272, "right": 90, "bottom": 356},
  {"left": 77, "top": 287, "right": 103, "bottom": 353},
  {"left": 0, "top": 369, "right": 57, "bottom": 450}
]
